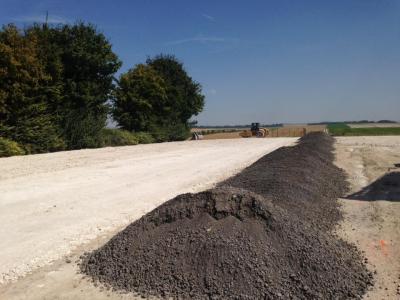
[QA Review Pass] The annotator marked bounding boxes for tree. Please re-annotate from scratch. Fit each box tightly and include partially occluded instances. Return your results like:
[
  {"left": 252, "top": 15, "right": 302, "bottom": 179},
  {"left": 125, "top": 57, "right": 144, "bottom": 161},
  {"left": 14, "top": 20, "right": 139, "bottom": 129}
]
[
  {"left": 0, "top": 24, "right": 64, "bottom": 153},
  {"left": 112, "top": 64, "right": 168, "bottom": 132},
  {"left": 146, "top": 55, "right": 205, "bottom": 124},
  {"left": 27, "top": 22, "right": 122, "bottom": 149},
  {"left": 0, "top": 22, "right": 121, "bottom": 152},
  {"left": 113, "top": 55, "right": 205, "bottom": 141}
]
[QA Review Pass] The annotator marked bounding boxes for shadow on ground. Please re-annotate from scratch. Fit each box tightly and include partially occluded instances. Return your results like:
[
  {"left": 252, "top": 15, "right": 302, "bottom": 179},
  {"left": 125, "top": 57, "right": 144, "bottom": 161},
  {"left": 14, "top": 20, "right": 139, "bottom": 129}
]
[{"left": 346, "top": 170, "right": 400, "bottom": 201}]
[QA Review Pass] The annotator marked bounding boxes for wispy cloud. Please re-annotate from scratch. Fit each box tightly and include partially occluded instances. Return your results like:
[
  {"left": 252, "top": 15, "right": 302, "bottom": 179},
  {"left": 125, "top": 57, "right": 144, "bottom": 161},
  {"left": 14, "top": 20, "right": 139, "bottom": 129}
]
[
  {"left": 12, "top": 14, "right": 70, "bottom": 24},
  {"left": 202, "top": 14, "right": 215, "bottom": 21},
  {"left": 166, "top": 35, "right": 237, "bottom": 46},
  {"left": 207, "top": 89, "right": 217, "bottom": 96}
]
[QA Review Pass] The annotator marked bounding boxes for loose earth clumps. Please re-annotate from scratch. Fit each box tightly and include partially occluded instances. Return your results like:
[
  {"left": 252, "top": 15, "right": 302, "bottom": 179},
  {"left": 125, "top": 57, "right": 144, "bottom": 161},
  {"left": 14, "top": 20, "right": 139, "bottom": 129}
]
[
  {"left": 220, "top": 132, "right": 348, "bottom": 232},
  {"left": 81, "top": 133, "right": 373, "bottom": 299}
]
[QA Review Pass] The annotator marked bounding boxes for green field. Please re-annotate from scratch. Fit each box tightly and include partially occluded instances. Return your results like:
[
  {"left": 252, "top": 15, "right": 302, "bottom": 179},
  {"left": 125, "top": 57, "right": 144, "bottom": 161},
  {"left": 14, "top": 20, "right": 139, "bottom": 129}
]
[{"left": 328, "top": 123, "right": 400, "bottom": 136}]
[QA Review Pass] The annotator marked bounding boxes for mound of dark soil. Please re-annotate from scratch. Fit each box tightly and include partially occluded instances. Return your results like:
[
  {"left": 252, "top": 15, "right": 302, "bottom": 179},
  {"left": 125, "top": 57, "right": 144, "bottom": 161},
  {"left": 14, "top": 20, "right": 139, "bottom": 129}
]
[
  {"left": 81, "top": 187, "right": 371, "bottom": 299},
  {"left": 221, "top": 132, "right": 348, "bottom": 231},
  {"left": 81, "top": 133, "right": 372, "bottom": 299}
]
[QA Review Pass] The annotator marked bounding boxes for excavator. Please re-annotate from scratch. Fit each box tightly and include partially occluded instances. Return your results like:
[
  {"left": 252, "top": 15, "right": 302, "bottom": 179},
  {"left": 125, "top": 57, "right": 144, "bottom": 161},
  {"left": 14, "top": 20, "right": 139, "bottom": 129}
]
[{"left": 240, "top": 123, "right": 269, "bottom": 138}]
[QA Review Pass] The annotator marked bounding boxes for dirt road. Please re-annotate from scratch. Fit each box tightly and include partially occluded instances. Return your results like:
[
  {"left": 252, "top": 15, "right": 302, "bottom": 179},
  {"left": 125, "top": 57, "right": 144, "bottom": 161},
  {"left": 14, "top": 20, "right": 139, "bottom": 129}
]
[
  {"left": 0, "top": 138, "right": 295, "bottom": 289},
  {"left": 335, "top": 136, "right": 400, "bottom": 299}
]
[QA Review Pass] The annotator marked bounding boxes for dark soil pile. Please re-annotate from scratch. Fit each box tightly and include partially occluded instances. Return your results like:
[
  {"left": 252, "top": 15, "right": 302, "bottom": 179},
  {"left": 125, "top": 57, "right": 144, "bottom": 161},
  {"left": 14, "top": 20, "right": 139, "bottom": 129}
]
[
  {"left": 81, "top": 188, "right": 371, "bottom": 299},
  {"left": 221, "top": 132, "right": 348, "bottom": 231},
  {"left": 81, "top": 132, "right": 372, "bottom": 299}
]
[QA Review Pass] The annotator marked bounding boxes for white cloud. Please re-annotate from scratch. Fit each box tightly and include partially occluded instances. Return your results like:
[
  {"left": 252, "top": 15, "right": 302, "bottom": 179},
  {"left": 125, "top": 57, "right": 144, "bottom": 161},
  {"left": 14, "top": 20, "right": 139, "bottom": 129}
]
[
  {"left": 208, "top": 89, "right": 217, "bottom": 95},
  {"left": 166, "top": 35, "right": 237, "bottom": 46},
  {"left": 12, "top": 14, "right": 70, "bottom": 24},
  {"left": 202, "top": 14, "right": 215, "bottom": 21}
]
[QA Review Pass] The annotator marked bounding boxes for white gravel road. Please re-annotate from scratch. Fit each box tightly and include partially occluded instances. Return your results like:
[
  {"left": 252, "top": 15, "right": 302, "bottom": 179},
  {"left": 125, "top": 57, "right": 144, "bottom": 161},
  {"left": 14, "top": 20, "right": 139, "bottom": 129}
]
[{"left": 0, "top": 138, "right": 296, "bottom": 285}]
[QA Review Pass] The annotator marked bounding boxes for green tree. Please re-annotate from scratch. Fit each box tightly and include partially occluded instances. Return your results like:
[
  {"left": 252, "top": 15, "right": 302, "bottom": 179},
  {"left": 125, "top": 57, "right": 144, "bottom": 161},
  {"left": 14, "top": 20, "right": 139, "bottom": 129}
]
[
  {"left": 0, "top": 24, "right": 64, "bottom": 153},
  {"left": 112, "top": 64, "right": 168, "bottom": 132},
  {"left": 27, "top": 22, "right": 122, "bottom": 149},
  {"left": 146, "top": 55, "right": 205, "bottom": 125},
  {"left": 0, "top": 22, "right": 121, "bottom": 153},
  {"left": 113, "top": 55, "right": 205, "bottom": 141}
]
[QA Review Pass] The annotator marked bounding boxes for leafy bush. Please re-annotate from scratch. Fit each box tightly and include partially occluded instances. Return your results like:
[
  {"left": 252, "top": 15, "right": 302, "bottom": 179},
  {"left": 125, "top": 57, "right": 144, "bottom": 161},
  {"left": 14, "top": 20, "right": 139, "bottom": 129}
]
[
  {"left": 63, "top": 109, "right": 106, "bottom": 149},
  {"left": 9, "top": 103, "right": 66, "bottom": 154},
  {"left": 133, "top": 132, "right": 155, "bottom": 144},
  {"left": 164, "top": 123, "right": 191, "bottom": 141},
  {"left": 150, "top": 123, "right": 190, "bottom": 142},
  {"left": 0, "top": 137, "right": 25, "bottom": 157},
  {"left": 102, "top": 128, "right": 139, "bottom": 147},
  {"left": 199, "top": 129, "right": 241, "bottom": 135},
  {"left": 148, "top": 127, "right": 169, "bottom": 142}
]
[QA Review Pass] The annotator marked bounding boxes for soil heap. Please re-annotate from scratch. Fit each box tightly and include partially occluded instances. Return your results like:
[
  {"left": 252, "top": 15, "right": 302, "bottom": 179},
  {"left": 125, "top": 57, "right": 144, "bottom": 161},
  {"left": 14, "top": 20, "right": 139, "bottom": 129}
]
[
  {"left": 221, "top": 132, "right": 348, "bottom": 231},
  {"left": 81, "top": 133, "right": 372, "bottom": 299}
]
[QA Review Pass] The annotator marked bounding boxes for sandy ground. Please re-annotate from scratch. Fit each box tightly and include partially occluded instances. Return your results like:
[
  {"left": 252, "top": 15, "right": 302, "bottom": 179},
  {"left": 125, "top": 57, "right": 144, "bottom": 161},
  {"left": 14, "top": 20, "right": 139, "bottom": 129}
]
[
  {"left": 2, "top": 136, "right": 399, "bottom": 300},
  {"left": 202, "top": 131, "right": 242, "bottom": 139},
  {"left": 347, "top": 123, "right": 400, "bottom": 128},
  {"left": 191, "top": 127, "right": 243, "bottom": 132},
  {"left": 335, "top": 136, "right": 400, "bottom": 300},
  {"left": 283, "top": 124, "right": 327, "bottom": 131},
  {"left": 0, "top": 138, "right": 296, "bottom": 299}
]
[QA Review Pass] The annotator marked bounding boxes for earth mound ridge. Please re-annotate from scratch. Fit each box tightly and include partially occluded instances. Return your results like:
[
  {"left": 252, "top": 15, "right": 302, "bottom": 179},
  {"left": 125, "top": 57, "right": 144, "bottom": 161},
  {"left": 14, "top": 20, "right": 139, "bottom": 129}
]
[{"left": 81, "top": 133, "right": 372, "bottom": 299}]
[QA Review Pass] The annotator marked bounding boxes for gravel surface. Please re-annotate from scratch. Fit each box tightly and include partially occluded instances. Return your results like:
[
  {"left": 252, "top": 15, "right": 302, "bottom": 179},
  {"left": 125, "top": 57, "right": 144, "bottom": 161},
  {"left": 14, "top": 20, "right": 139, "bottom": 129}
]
[
  {"left": 81, "top": 133, "right": 372, "bottom": 299},
  {"left": 0, "top": 138, "right": 295, "bottom": 284},
  {"left": 222, "top": 133, "right": 348, "bottom": 232}
]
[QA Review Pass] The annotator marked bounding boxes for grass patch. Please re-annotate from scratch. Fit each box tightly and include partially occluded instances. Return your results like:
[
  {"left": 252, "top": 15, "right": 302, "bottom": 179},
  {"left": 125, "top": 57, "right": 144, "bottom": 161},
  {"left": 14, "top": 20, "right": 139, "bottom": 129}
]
[
  {"left": 102, "top": 129, "right": 158, "bottom": 146},
  {"left": 328, "top": 124, "right": 400, "bottom": 136},
  {"left": 102, "top": 129, "right": 139, "bottom": 147},
  {"left": 1, "top": 129, "right": 158, "bottom": 158},
  {"left": 340, "top": 127, "right": 400, "bottom": 136},
  {"left": 0, "top": 137, "right": 26, "bottom": 157},
  {"left": 133, "top": 132, "right": 155, "bottom": 144},
  {"left": 327, "top": 123, "right": 351, "bottom": 136}
]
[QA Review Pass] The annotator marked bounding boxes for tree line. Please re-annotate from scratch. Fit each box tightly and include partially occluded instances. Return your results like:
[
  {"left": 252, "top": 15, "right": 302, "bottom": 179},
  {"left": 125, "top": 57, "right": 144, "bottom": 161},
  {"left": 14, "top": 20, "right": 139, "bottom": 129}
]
[{"left": 0, "top": 22, "right": 204, "bottom": 156}]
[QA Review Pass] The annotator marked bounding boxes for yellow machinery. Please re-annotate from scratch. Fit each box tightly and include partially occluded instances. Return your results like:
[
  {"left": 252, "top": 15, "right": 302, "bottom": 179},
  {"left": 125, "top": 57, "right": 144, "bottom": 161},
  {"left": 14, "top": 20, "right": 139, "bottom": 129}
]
[{"left": 240, "top": 123, "right": 269, "bottom": 138}]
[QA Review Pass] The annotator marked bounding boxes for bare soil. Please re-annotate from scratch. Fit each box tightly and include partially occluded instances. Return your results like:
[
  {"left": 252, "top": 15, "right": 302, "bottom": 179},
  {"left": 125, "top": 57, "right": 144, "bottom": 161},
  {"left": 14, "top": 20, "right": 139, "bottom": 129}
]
[
  {"left": 335, "top": 136, "right": 400, "bottom": 299},
  {"left": 1, "top": 136, "right": 398, "bottom": 299},
  {"left": 0, "top": 138, "right": 295, "bottom": 285},
  {"left": 202, "top": 131, "right": 242, "bottom": 140},
  {"left": 222, "top": 133, "right": 346, "bottom": 232},
  {"left": 283, "top": 124, "right": 327, "bottom": 132},
  {"left": 81, "top": 133, "right": 371, "bottom": 299}
]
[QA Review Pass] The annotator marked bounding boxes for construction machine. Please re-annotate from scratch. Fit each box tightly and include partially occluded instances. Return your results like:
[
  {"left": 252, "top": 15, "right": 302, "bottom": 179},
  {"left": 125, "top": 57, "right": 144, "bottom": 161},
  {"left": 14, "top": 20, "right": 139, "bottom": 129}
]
[{"left": 240, "top": 123, "right": 269, "bottom": 138}]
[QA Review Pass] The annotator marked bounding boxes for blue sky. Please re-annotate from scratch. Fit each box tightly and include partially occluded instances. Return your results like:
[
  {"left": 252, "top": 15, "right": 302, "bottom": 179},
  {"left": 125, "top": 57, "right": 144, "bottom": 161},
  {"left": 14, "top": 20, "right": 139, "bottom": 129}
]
[{"left": 1, "top": 0, "right": 399, "bottom": 125}]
